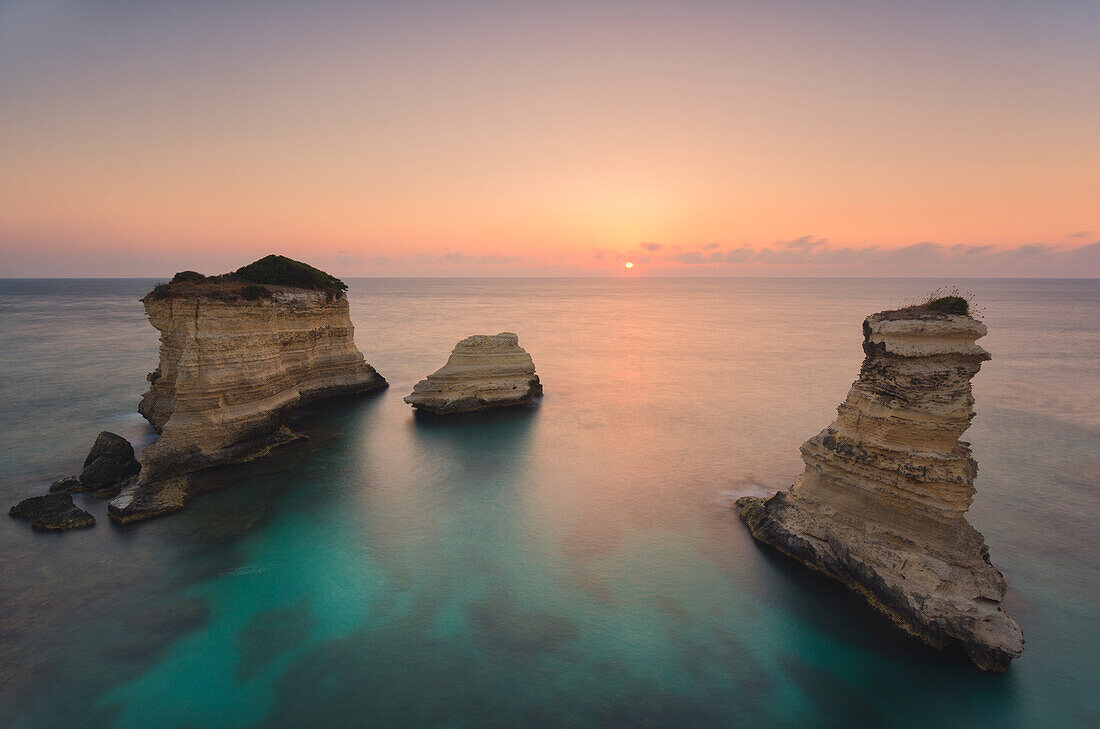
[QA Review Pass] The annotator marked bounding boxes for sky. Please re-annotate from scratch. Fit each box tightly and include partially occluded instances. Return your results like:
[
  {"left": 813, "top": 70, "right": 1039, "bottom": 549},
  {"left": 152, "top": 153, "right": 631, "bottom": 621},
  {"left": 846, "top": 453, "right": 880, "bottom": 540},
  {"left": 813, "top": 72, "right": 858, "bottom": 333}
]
[{"left": 1, "top": 0, "right": 1098, "bottom": 277}]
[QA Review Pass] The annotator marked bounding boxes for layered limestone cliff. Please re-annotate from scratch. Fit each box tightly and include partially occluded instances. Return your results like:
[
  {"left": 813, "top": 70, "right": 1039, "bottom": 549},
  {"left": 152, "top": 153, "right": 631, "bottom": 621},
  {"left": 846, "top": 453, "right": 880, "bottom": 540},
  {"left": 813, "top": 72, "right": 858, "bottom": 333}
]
[
  {"left": 110, "top": 280, "right": 386, "bottom": 522},
  {"left": 405, "top": 333, "right": 542, "bottom": 414},
  {"left": 737, "top": 306, "right": 1023, "bottom": 671}
]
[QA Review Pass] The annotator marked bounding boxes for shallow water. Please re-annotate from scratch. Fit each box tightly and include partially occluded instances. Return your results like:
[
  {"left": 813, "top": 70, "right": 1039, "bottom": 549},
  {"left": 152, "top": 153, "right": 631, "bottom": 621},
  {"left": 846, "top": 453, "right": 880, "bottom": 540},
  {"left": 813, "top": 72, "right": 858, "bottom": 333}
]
[{"left": 1, "top": 278, "right": 1097, "bottom": 728}]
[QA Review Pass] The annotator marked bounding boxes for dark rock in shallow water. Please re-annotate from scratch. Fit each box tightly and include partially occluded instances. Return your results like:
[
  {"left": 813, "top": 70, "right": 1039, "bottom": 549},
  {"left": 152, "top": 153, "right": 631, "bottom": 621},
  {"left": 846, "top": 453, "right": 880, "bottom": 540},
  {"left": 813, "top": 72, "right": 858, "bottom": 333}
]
[
  {"left": 107, "top": 476, "right": 190, "bottom": 524},
  {"left": 9, "top": 493, "right": 94, "bottom": 531},
  {"left": 91, "top": 474, "right": 138, "bottom": 500},
  {"left": 49, "top": 476, "right": 80, "bottom": 493},
  {"left": 78, "top": 431, "right": 140, "bottom": 493},
  {"left": 83, "top": 431, "right": 136, "bottom": 468}
]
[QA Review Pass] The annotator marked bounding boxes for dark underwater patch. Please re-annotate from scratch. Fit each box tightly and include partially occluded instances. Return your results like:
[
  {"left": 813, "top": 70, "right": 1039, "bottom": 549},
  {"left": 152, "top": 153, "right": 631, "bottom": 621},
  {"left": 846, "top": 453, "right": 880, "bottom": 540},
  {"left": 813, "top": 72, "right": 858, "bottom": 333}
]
[
  {"left": 780, "top": 654, "right": 892, "bottom": 729},
  {"left": 467, "top": 589, "right": 580, "bottom": 656},
  {"left": 236, "top": 601, "right": 315, "bottom": 682}
]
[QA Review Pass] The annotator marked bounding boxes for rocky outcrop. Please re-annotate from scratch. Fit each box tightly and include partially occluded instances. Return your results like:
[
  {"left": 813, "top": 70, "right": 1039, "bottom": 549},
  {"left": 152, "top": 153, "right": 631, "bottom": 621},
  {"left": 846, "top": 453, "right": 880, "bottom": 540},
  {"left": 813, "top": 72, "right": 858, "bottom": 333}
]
[
  {"left": 405, "top": 333, "right": 542, "bottom": 414},
  {"left": 736, "top": 307, "right": 1023, "bottom": 672},
  {"left": 49, "top": 477, "right": 80, "bottom": 493},
  {"left": 9, "top": 432, "right": 137, "bottom": 528},
  {"left": 108, "top": 476, "right": 190, "bottom": 525},
  {"left": 9, "top": 494, "right": 94, "bottom": 531},
  {"left": 76, "top": 431, "right": 140, "bottom": 496},
  {"left": 109, "top": 271, "right": 386, "bottom": 523}
]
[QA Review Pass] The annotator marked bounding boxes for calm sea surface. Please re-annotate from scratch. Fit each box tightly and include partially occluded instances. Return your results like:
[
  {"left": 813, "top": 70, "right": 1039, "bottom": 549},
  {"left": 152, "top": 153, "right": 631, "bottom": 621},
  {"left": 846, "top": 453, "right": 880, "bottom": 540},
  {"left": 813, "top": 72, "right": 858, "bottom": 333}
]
[{"left": 1, "top": 278, "right": 1097, "bottom": 729}]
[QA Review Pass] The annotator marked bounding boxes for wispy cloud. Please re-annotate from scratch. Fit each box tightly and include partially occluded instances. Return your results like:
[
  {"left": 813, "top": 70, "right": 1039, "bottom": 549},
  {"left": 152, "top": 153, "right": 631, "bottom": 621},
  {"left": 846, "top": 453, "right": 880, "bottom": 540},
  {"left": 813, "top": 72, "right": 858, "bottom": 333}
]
[
  {"left": 437, "top": 252, "right": 528, "bottom": 265},
  {"left": 333, "top": 249, "right": 364, "bottom": 266},
  {"left": 658, "top": 238, "right": 1100, "bottom": 276}
]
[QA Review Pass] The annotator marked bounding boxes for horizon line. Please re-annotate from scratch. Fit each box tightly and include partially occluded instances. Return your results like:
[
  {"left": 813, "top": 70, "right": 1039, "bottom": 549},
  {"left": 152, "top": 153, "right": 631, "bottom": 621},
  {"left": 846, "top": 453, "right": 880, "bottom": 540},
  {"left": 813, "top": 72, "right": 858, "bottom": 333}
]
[{"left": 3, "top": 275, "right": 1099, "bottom": 281}]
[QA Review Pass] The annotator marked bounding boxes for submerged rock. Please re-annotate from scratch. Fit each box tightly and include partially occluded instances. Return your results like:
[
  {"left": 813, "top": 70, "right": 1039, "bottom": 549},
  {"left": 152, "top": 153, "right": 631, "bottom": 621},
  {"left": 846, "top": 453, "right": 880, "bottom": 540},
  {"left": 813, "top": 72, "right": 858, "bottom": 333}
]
[
  {"left": 111, "top": 256, "right": 386, "bottom": 524},
  {"left": 77, "top": 431, "right": 140, "bottom": 495},
  {"left": 9, "top": 493, "right": 94, "bottom": 531},
  {"left": 736, "top": 306, "right": 1023, "bottom": 672},
  {"left": 48, "top": 476, "right": 80, "bottom": 493},
  {"left": 404, "top": 332, "right": 542, "bottom": 414},
  {"left": 108, "top": 476, "right": 190, "bottom": 524}
]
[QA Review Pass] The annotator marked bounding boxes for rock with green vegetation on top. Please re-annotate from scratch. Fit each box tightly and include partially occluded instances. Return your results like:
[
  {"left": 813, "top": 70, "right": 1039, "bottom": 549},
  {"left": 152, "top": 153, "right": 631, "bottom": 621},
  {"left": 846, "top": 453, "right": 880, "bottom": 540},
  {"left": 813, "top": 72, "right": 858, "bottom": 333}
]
[{"left": 114, "top": 255, "right": 386, "bottom": 524}]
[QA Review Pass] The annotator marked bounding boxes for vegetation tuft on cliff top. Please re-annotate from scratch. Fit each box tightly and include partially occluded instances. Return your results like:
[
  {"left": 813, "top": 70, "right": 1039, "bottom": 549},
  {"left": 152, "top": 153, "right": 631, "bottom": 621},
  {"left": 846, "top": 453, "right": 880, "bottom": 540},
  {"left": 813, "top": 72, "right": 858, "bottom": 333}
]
[
  {"left": 143, "top": 255, "right": 347, "bottom": 302},
  {"left": 925, "top": 295, "right": 969, "bottom": 315},
  {"left": 234, "top": 255, "right": 347, "bottom": 294},
  {"left": 241, "top": 284, "right": 272, "bottom": 300},
  {"left": 882, "top": 287, "right": 978, "bottom": 319},
  {"left": 170, "top": 270, "right": 207, "bottom": 284}
]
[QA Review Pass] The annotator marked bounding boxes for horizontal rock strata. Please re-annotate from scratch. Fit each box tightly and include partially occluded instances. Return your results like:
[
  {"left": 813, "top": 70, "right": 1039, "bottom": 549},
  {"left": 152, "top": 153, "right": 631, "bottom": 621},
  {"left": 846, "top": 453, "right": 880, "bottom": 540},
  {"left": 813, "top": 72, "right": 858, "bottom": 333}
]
[
  {"left": 405, "top": 332, "right": 542, "bottom": 414},
  {"left": 737, "top": 308, "right": 1023, "bottom": 672},
  {"left": 112, "top": 286, "right": 385, "bottom": 523}
]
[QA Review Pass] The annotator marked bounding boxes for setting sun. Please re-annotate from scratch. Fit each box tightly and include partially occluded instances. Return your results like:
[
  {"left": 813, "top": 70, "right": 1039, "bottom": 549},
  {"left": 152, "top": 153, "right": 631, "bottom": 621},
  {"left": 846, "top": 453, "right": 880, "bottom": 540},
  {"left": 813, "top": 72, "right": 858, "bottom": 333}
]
[{"left": 624, "top": 262, "right": 634, "bottom": 269}]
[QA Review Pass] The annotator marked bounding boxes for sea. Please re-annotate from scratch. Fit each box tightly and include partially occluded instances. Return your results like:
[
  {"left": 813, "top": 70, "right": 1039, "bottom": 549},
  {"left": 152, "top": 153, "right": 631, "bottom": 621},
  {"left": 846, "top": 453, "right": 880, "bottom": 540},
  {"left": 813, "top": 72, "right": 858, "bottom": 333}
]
[{"left": 0, "top": 278, "right": 1097, "bottom": 729}]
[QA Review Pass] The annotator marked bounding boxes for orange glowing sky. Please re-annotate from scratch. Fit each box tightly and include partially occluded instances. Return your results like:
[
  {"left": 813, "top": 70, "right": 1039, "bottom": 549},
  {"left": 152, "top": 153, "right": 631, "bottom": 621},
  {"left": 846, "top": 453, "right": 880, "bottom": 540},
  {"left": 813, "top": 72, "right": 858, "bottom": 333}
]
[{"left": 1, "top": 1, "right": 1098, "bottom": 277}]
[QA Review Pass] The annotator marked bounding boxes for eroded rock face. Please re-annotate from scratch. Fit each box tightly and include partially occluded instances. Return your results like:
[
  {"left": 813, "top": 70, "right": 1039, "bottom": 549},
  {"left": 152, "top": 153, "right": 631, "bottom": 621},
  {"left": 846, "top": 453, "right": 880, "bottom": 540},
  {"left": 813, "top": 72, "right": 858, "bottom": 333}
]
[
  {"left": 404, "top": 333, "right": 542, "bottom": 414},
  {"left": 9, "top": 493, "right": 94, "bottom": 531},
  {"left": 736, "top": 309, "right": 1023, "bottom": 672},
  {"left": 113, "top": 289, "right": 386, "bottom": 523}
]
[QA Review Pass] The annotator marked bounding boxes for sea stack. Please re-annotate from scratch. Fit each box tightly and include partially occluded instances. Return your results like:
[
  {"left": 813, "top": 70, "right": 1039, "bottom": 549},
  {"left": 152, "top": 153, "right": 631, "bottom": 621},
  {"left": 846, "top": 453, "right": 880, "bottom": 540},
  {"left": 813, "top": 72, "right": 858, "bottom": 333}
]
[
  {"left": 736, "top": 299, "right": 1023, "bottom": 672},
  {"left": 109, "top": 256, "right": 387, "bottom": 523},
  {"left": 405, "top": 332, "right": 542, "bottom": 414}
]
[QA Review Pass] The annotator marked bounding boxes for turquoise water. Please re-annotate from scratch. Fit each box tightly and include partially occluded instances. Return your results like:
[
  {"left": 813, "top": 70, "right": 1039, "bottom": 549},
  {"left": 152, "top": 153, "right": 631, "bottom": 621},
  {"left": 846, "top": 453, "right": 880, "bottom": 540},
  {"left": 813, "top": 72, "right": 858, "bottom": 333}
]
[{"left": 1, "top": 278, "right": 1097, "bottom": 728}]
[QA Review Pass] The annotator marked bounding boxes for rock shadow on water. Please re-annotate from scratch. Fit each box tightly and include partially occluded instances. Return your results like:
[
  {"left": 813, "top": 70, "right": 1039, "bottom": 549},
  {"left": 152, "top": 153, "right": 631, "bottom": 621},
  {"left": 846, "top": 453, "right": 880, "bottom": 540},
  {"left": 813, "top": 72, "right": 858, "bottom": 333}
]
[
  {"left": 749, "top": 541, "right": 1020, "bottom": 724},
  {"left": 750, "top": 541, "right": 996, "bottom": 672},
  {"left": 236, "top": 600, "right": 315, "bottom": 683},
  {"left": 409, "top": 403, "right": 540, "bottom": 480},
  {"left": 289, "top": 388, "right": 388, "bottom": 447}
]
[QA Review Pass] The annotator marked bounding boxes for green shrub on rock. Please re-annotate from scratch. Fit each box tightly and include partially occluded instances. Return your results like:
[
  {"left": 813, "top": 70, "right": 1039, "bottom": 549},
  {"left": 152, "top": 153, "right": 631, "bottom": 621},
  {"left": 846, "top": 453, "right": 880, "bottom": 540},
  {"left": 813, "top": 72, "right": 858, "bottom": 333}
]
[
  {"left": 234, "top": 255, "right": 347, "bottom": 295},
  {"left": 241, "top": 284, "right": 271, "bottom": 301},
  {"left": 170, "top": 270, "right": 206, "bottom": 284},
  {"left": 926, "top": 296, "right": 969, "bottom": 315}
]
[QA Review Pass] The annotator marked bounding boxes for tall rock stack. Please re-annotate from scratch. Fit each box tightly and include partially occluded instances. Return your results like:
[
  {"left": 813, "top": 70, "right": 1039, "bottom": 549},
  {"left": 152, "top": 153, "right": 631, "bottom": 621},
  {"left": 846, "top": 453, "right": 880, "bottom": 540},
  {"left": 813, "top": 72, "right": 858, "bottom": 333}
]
[
  {"left": 135, "top": 290, "right": 385, "bottom": 479},
  {"left": 109, "top": 257, "right": 387, "bottom": 523},
  {"left": 737, "top": 305, "right": 1023, "bottom": 671}
]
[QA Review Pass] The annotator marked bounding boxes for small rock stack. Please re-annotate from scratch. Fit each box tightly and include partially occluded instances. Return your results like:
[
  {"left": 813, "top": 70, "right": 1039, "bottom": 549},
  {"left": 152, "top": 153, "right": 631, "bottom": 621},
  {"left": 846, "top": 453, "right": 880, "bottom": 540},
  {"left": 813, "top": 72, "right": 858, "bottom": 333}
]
[{"left": 405, "top": 333, "right": 542, "bottom": 415}]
